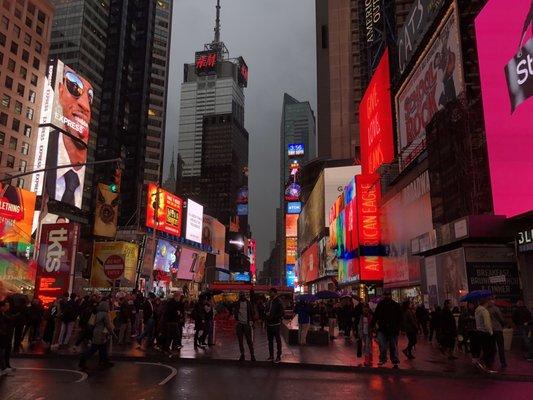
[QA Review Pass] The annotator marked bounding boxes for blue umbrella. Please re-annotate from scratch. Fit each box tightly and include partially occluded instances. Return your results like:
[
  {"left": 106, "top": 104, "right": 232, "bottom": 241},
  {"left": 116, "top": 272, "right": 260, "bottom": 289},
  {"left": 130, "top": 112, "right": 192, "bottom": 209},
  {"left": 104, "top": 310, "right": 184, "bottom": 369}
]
[
  {"left": 296, "top": 294, "right": 318, "bottom": 302},
  {"left": 460, "top": 290, "right": 492, "bottom": 302},
  {"left": 315, "top": 290, "right": 340, "bottom": 300}
]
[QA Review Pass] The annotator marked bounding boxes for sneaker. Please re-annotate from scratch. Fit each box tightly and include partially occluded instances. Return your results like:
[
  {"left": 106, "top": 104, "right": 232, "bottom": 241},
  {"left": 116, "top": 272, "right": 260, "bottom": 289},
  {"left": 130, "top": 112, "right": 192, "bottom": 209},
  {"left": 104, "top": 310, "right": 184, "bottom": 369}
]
[
  {"left": 239, "top": 354, "right": 245, "bottom": 361},
  {"left": 274, "top": 356, "right": 281, "bottom": 363}
]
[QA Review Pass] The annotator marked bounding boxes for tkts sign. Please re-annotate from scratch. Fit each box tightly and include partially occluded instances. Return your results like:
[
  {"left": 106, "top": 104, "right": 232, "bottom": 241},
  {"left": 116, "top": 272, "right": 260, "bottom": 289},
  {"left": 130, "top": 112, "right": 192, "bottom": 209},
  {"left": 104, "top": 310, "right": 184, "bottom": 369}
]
[
  {"left": 35, "top": 223, "right": 80, "bottom": 306},
  {"left": 195, "top": 51, "right": 218, "bottom": 75}
]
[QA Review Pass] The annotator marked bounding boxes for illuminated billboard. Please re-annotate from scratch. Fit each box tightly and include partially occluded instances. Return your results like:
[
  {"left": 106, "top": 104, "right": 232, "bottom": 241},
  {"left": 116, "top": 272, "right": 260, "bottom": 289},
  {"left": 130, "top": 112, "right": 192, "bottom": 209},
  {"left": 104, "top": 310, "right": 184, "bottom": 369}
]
[
  {"left": 31, "top": 60, "right": 93, "bottom": 222},
  {"left": 356, "top": 174, "right": 381, "bottom": 247},
  {"left": 146, "top": 184, "right": 184, "bottom": 237},
  {"left": 285, "top": 214, "right": 298, "bottom": 237},
  {"left": 287, "top": 143, "right": 305, "bottom": 156},
  {"left": 195, "top": 50, "right": 218, "bottom": 75},
  {"left": 0, "top": 184, "right": 36, "bottom": 244},
  {"left": 286, "top": 237, "right": 297, "bottom": 264},
  {"left": 286, "top": 264, "right": 296, "bottom": 287},
  {"left": 299, "top": 241, "right": 319, "bottom": 284},
  {"left": 202, "top": 214, "right": 226, "bottom": 267},
  {"left": 284, "top": 182, "right": 301, "bottom": 202},
  {"left": 90, "top": 241, "right": 139, "bottom": 288},
  {"left": 287, "top": 201, "right": 302, "bottom": 214},
  {"left": 476, "top": 0, "right": 533, "bottom": 217},
  {"left": 237, "top": 57, "right": 248, "bottom": 87},
  {"left": 396, "top": 5, "right": 465, "bottom": 171},
  {"left": 185, "top": 199, "right": 204, "bottom": 243},
  {"left": 34, "top": 223, "right": 80, "bottom": 306},
  {"left": 360, "top": 50, "right": 394, "bottom": 175},
  {"left": 360, "top": 256, "right": 384, "bottom": 281},
  {"left": 93, "top": 183, "right": 119, "bottom": 238},
  {"left": 237, "top": 204, "right": 248, "bottom": 216}
]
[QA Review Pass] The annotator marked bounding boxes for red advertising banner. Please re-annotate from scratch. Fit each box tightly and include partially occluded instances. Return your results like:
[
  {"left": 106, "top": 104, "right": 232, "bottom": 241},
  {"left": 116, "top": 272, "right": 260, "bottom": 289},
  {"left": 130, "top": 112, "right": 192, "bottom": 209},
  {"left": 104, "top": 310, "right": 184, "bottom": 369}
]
[
  {"left": 345, "top": 200, "right": 358, "bottom": 252},
  {"left": 359, "top": 50, "right": 394, "bottom": 174},
  {"left": 34, "top": 223, "right": 80, "bottom": 306},
  {"left": 299, "top": 241, "right": 319, "bottom": 284},
  {"left": 356, "top": 174, "right": 381, "bottom": 247},
  {"left": 146, "top": 183, "right": 184, "bottom": 237},
  {"left": 360, "top": 256, "right": 384, "bottom": 281}
]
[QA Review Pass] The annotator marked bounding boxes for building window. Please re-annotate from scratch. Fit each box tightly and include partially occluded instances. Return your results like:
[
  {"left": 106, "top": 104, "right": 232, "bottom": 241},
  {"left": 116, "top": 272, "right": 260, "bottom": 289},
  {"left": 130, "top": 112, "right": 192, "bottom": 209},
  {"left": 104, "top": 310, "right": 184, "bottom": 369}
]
[
  {"left": 8, "top": 58, "right": 15, "bottom": 72},
  {"left": 28, "top": 89, "right": 35, "bottom": 103},
  {"left": 11, "top": 118, "right": 19, "bottom": 131},
  {"left": 21, "top": 141, "right": 29, "bottom": 155},
  {"left": 1, "top": 94, "right": 10, "bottom": 109},
  {"left": 0, "top": 112, "right": 7, "bottom": 126},
  {"left": 16, "top": 177, "right": 24, "bottom": 188},
  {"left": 37, "top": 10, "right": 45, "bottom": 23},
  {"left": 19, "top": 159, "right": 27, "bottom": 172},
  {"left": 13, "top": 24, "right": 20, "bottom": 38},
  {"left": 0, "top": 131, "right": 4, "bottom": 145},
  {"left": 35, "top": 41, "right": 41, "bottom": 54},
  {"left": 6, "top": 155, "right": 15, "bottom": 168},
  {"left": 32, "top": 57, "right": 39, "bottom": 69},
  {"left": 24, "top": 32, "right": 31, "bottom": 45},
  {"left": 1, "top": 16, "right": 8, "bottom": 30},
  {"left": 5, "top": 76, "right": 13, "bottom": 89},
  {"left": 14, "top": 101, "right": 22, "bottom": 114},
  {"left": 22, "top": 49, "right": 29, "bottom": 62},
  {"left": 14, "top": 8, "right": 22, "bottom": 19},
  {"left": 26, "top": 107, "right": 33, "bottom": 120},
  {"left": 16, "top": 83, "right": 24, "bottom": 96},
  {"left": 27, "top": 2, "right": 35, "bottom": 15},
  {"left": 19, "top": 66, "right": 27, "bottom": 79},
  {"left": 30, "top": 73, "right": 37, "bottom": 86},
  {"left": 0, "top": 32, "right": 6, "bottom": 46},
  {"left": 9, "top": 137, "right": 17, "bottom": 150},
  {"left": 35, "top": 24, "right": 42, "bottom": 36},
  {"left": 23, "top": 124, "right": 31, "bottom": 137},
  {"left": 25, "top": 17, "right": 32, "bottom": 29},
  {"left": 10, "top": 41, "right": 18, "bottom": 55}
]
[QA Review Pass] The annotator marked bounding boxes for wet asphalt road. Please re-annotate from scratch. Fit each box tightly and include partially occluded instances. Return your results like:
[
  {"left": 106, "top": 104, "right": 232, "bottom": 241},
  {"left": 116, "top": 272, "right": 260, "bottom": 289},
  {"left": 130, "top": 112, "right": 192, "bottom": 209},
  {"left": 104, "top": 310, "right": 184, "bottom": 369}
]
[{"left": 1, "top": 358, "right": 532, "bottom": 400}]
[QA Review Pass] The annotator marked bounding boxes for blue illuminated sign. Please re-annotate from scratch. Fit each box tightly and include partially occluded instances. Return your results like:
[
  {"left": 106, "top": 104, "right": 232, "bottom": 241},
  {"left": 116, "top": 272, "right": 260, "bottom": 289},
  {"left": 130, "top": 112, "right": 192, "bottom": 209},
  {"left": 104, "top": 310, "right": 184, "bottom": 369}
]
[
  {"left": 288, "top": 143, "right": 305, "bottom": 156},
  {"left": 287, "top": 201, "right": 302, "bottom": 214},
  {"left": 286, "top": 265, "right": 296, "bottom": 287},
  {"left": 237, "top": 204, "right": 248, "bottom": 216}
]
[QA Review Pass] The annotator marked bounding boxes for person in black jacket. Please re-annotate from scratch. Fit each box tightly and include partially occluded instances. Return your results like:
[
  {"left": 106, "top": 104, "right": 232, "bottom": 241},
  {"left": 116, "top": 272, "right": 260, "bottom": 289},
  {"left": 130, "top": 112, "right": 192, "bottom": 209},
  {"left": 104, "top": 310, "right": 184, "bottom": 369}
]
[
  {"left": 402, "top": 300, "right": 418, "bottom": 360},
  {"left": 373, "top": 292, "right": 402, "bottom": 368},
  {"left": 265, "top": 288, "right": 284, "bottom": 363},
  {"left": 440, "top": 300, "right": 458, "bottom": 359},
  {"left": 233, "top": 292, "right": 256, "bottom": 361},
  {"left": 137, "top": 293, "right": 156, "bottom": 348},
  {"left": 163, "top": 292, "right": 184, "bottom": 353},
  {"left": 0, "top": 300, "right": 14, "bottom": 375}
]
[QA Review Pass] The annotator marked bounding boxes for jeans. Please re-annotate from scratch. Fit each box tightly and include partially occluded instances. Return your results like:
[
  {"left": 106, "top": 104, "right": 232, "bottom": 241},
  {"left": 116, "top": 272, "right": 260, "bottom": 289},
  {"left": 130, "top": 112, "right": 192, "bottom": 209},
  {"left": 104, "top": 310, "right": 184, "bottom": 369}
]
[
  {"left": 517, "top": 325, "right": 533, "bottom": 358},
  {"left": 118, "top": 321, "right": 132, "bottom": 344},
  {"left": 361, "top": 334, "right": 373, "bottom": 364},
  {"left": 165, "top": 322, "right": 182, "bottom": 351},
  {"left": 267, "top": 325, "right": 282, "bottom": 358},
  {"left": 493, "top": 330, "right": 506, "bottom": 367},
  {"left": 299, "top": 323, "right": 310, "bottom": 345},
  {"left": 137, "top": 318, "right": 155, "bottom": 346},
  {"left": 236, "top": 323, "right": 254, "bottom": 356},
  {"left": 79, "top": 342, "right": 109, "bottom": 366},
  {"left": 58, "top": 321, "right": 75, "bottom": 345},
  {"left": 478, "top": 331, "right": 496, "bottom": 367},
  {"left": 377, "top": 331, "right": 399, "bottom": 364}
]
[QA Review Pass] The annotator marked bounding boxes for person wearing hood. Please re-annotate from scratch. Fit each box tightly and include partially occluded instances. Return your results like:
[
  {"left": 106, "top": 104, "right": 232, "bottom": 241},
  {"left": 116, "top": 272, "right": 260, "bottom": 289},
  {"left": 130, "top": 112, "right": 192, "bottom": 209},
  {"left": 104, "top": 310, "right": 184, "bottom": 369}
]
[{"left": 79, "top": 300, "right": 116, "bottom": 370}]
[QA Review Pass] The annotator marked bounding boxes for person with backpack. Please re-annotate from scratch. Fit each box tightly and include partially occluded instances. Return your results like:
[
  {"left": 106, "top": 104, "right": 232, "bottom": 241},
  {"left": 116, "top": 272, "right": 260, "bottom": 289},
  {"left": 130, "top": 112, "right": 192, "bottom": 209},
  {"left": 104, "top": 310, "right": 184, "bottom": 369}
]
[{"left": 58, "top": 293, "right": 78, "bottom": 347}]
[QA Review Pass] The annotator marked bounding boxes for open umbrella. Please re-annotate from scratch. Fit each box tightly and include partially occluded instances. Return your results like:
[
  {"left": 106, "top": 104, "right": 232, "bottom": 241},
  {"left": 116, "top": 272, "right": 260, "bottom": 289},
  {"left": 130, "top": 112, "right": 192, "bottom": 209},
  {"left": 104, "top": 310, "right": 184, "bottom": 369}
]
[
  {"left": 460, "top": 290, "right": 492, "bottom": 302},
  {"left": 296, "top": 294, "right": 318, "bottom": 302},
  {"left": 315, "top": 290, "right": 340, "bottom": 300}
]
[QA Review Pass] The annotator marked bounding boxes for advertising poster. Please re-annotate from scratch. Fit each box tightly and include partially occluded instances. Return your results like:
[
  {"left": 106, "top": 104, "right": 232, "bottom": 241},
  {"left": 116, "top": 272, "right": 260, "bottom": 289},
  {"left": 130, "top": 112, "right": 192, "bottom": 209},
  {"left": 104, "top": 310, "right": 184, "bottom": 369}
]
[
  {"left": 359, "top": 50, "right": 394, "bottom": 175},
  {"left": 287, "top": 202, "right": 302, "bottom": 214},
  {"left": 248, "top": 239, "right": 257, "bottom": 277},
  {"left": 319, "top": 237, "right": 338, "bottom": 277},
  {"left": 0, "top": 184, "right": 36, "bottom": 244},
  {"left": 146, "top": 184, "right": 184, "bottom": 237},
  {"left": 284, "top": 182, "right": 301, "bottom": 202},
  {"left": 175, "top": 247, "right": 204, "bottom": 281},
  {"left": 185, "top": 199, "right": 203, "bottom": 243},
  {"left": 466, "top": 262, "right": 520, "bottom": 301},
  {"left": 34, "top": 223, "right": 80, "bottom": 306},
  {"left": 153, "top": 239, "right": 178, "bottom": 272},
  {"left": 396, "top": 5, "right": 465, "bottom": 171},
  {"left": 299, "top": 241, "right": 319, "bottom": 284},
  {"left": 286, "top": 265, "right": 296, "bottom": 287},
  {"left": 286, "top": 237, "right": 297, "bottom": 264},
  {"left": 285, "top": 214, "right": 298, "bottom": 237},
  {"left": 356, "top": 174, "right": 381, "bottom": 247},
  {"left": 424, "top": 256, "right": 439, "bottom": 307},
  {"left": 381, "top": 171, "right": 433, "bottom": 287},
  {"left": 31, "top": 60, "right": 93, "bottom": 213},
  {"left": 237, "top": 57, "right": 249, "bottom": 87},
  {"left": 475, "top": 0, "right": 533, "bottom": 217},
  {"left": 90, "top": 241, "right": 139, "bottom": 289},
  {"left": 345, "top": 200, "right": 358, "bottom": 253},
  {"left": 360, "top": 256, "right": 383, "bottom": 281},
  {"left": 202, "top": 214, "right": 226, "bottom": 266},
  {"left": 93, "top": 183, "right": 119, "bottom": 238},
  {"left": 298, "top": 176, "right": 324, "bottom": 252}
]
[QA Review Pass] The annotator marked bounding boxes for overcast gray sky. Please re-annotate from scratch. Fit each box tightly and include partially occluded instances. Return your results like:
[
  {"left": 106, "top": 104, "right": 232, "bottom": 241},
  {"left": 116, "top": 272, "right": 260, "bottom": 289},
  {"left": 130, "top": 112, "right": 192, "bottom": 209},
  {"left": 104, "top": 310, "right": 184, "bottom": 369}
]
[{"left": 164, "top": 0, "right": 317, "bottom": 268}]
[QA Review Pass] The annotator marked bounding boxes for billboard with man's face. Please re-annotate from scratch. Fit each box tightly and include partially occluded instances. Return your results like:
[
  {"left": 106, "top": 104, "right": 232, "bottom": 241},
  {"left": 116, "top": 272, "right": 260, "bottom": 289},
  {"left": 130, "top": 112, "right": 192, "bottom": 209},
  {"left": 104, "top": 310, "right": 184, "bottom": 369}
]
[{"left": 31, "top": 60, "right": 93, "bottom": 221}]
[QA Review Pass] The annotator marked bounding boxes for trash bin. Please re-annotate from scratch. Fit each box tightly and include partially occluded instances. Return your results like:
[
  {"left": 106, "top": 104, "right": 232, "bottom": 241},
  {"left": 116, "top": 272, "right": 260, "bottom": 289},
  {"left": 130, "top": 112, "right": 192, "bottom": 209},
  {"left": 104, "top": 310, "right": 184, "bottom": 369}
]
[{"left": 503, "top": 328, "right": 513, "bottom": 351}]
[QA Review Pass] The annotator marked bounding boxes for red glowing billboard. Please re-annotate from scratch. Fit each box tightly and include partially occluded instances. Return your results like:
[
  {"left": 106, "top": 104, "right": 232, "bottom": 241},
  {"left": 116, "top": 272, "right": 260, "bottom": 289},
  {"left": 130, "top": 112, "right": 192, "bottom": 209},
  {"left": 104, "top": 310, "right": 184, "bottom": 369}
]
[
  {"left": 476, "top": 0, "right": 533, "bottom": 217},
  {"left": 356, "top": 174, "right": 381, "bottom": 247},
  {"left": 359, "top": 50, "right": 394, "bottom": 174},
  {"left": 146, "top": 184, "right": 184, "bottom": 237},
  {"left": 345, "top": 200, "right": 358, "bottom": 252},
  {"left": 360, "top": 256, "right": 384, "bottom": 281},
  {"left": 299, "top": 241, "right": 319, "bottom": 284},
  {"left": 285, "top": 214, "right": 298, "bottom": 237}
]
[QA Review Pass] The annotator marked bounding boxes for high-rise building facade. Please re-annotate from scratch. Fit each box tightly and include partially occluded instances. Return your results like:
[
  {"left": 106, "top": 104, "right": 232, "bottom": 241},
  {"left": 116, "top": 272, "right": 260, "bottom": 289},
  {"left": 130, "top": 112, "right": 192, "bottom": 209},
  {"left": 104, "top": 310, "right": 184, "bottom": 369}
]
[
  {"left": 48, "top": 0, "right": 109, "bottom": 210},
  {"left": 0, "top": 0, "right": 54, "bottom": 189},
  {"left": 95, "top": 0, "right": 173, "bottom": 227}
]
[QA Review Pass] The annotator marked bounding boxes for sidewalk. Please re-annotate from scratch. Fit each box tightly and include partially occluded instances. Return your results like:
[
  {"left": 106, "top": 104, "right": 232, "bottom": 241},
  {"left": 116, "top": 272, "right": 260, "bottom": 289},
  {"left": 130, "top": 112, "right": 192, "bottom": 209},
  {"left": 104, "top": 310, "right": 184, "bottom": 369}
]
[{"left": 14, "top": 323, "right": 533, "bottom": 381}]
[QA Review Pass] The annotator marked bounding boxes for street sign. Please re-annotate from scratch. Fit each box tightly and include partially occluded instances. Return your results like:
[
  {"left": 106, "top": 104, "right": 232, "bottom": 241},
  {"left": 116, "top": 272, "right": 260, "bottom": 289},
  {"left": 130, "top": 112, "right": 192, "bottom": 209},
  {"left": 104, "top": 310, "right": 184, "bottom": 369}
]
[{"left": 103, "top": 254, "right": 125, "bottom": 280}]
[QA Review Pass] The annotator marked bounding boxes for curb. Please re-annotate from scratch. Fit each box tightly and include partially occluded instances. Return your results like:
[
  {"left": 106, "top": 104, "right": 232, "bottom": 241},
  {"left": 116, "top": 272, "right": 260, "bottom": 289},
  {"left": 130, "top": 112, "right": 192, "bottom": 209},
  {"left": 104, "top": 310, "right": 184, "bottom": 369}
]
[{"left": 13, "top": 353, "right": 533, "bottom": 382}]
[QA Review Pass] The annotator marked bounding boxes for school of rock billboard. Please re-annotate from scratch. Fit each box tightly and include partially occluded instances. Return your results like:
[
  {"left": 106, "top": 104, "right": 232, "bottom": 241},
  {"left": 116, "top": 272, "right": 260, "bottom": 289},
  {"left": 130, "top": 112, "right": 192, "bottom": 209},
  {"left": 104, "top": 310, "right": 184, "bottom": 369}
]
[
  {"left": 396, "top": 4, "right": 465, "bottom": 171},
  {"left": 475, "top": 0, "right": 533, "bottom": 217}
]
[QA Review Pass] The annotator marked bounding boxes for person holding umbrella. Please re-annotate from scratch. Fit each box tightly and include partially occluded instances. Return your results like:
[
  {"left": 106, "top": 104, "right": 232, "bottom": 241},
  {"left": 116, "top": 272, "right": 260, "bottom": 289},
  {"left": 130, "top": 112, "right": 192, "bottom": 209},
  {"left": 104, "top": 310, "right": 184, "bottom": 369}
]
[{"left": 294, "top": 298, "right": 313, "bottom": 345}]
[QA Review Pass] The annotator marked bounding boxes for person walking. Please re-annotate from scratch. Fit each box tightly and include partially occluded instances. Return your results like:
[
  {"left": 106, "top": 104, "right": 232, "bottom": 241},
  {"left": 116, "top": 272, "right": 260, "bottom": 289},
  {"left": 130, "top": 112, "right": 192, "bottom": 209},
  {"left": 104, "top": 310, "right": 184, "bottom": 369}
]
[
  {"left": 415, "top": 304, "right": 429, "bottom": 338},
  {"left": 326, "top": 300, "right": 338, "bottom": 340},
  {"left": 58, "top": 293, "right": 78, "bottom": 347},
  {"left": 0, "top": 300, "right": 14, "bottom": 376},
  {"left": 78, "top": 300, "right": 116, "bottom": 370},
  {"left": 24, "top": 298, "right": 44, "bottom": 348},
  {"left": 137, "top": 293, "right": 156, "bottom": 348},
  {"left": 234, "top": 292, "right": 256, "bottom": 361},
  {"left": 512, "top": 299, "right": 533, "bottom": 361},
  {"left": 440, "top": 300, "right": 458, "bottom": 359},
  {"left": 192, "top": 297, "right": 207, "bottom": 349},
  {"left": 338, "top": 297, "right": 354, "bottom": 343},
  {"left": 429, "top": 306, "right": 442, "bottom": 343},
  {"left": 474, "top": 298, "right": 496, "bottom": 373},
  {"left": 163, "top": 292, "right": 184, "bottom": 353},
  {"left": 203, "top": 295, "right": 215, "bottom": 346},
  {"left": 487, "top": 298, "right": 507, "bottom": 369},
  {"left": 402, "top": 300, "right": 418, "bottom": 360},
  {"left": 74, "top": 295, "right": 98, "bottom": 351},
  {"left": 373, "top": 291, "right": 402, "bottom": 368},
  {"left": 265, "top": 288, "right": 284, "bottom": 363},
  {"left": 294, "top": 300, "right": 311, "bottom": 345},
  {"left": 117, "top": 296, "right": 133, "bottom": 345},
  {"left": 358, "top": 304, "right": 374, "bottom": 367}
]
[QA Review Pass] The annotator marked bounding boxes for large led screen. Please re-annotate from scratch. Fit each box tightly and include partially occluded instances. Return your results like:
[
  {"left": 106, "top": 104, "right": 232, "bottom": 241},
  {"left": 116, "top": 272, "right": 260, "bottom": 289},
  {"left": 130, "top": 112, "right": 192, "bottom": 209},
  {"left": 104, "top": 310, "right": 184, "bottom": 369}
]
[
  {"left": 146, "top": 184, "right": 184, "bottom": 237},
  {"left": 476, "top": 0, "right": 533, "bottom": 217},
  {"left": 185, "top": 199, "right": 203, "bottom": 243}
]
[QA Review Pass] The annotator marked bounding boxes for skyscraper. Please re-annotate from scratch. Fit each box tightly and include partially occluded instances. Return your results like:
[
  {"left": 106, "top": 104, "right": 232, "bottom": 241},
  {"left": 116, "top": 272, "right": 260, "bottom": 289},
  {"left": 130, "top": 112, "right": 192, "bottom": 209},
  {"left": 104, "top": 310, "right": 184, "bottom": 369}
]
[
  {"left": 95, "top": 0, "right": 173, "bottom": 227},
  {"left": 177, "top": 0, "right": 249, "bottom": 234},
  {"left": 48, "top": 0, "right": 109, "bottom": 210},
  {"left": 0, "top": 0, "right": 54, "bottom": 189}
]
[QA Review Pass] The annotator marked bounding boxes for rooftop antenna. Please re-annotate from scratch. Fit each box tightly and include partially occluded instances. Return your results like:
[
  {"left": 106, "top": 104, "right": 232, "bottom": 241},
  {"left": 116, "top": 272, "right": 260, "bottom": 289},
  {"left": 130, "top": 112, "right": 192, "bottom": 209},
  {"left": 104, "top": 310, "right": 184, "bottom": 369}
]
[{"left": 213, "top": 0, "right": 221, "bottom": 44}]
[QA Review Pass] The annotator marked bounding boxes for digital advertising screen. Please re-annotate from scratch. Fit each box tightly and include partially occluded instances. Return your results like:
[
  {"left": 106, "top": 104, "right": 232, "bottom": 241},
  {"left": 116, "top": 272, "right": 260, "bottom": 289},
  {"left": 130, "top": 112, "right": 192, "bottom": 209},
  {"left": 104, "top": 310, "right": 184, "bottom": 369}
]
[
  {"left": 286, "top": 264, "right": 296, "bottom": 287},
  {"left": 287, "top": 143, "right": 305, "bottom": 156},
  {"left": 286, "top": 237, "right": 297, "bottom": 264},
  {"left": 285, "top": 214, "right": 298, "bottom": 237},
  {"left": 185, "top": 199, "right": 203, "bottom": 243},
  {"left": 153, "top": 239, "right": 179, "bottom": 273},
  {"left": 356, "top": 174, "right": 381, "bottom": 247},
  {"left": 195, "top": 50, "right": 218, "bottom": 75},
  {"left": 359, "top": 50, "right": 394, "bottom": 175},
  {"left": 0, "top": 184, "right": 36, "bottom": 244},
  {"left": 284, "top": 182, "right": 301, "bottom": 202},
  {"left": 146, "top": 184, "right": 184, "bottom": 237},
  {"left": 202, "top": 214, "right": 226, "bottom": 267},
  {"left": 475, "top": 0, "right": 533, "bottom": 217},
  {"left": 299, "top": 241, "right": 319, "bottom": 284},
  {"left": 237, "top": 57, "right": 248, "bottom": 87},
  {"left": 287, "top": 201, "right": 302, "bottom": 214}
]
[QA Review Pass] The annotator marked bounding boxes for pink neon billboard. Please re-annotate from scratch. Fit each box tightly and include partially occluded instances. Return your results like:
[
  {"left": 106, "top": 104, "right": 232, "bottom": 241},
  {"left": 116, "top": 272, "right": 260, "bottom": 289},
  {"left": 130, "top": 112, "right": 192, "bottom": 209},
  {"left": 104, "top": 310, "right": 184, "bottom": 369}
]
[{"left": 476, "top": 0, "right": 533, "bottom": 217}]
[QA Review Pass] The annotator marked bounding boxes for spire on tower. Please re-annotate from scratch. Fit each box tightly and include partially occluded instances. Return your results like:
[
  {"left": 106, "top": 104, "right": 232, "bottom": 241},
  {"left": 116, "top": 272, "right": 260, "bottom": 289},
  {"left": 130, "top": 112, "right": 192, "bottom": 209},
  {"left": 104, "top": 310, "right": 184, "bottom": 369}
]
[{"left": 213, "top": 0, "right": 221, "bottom": 44}]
